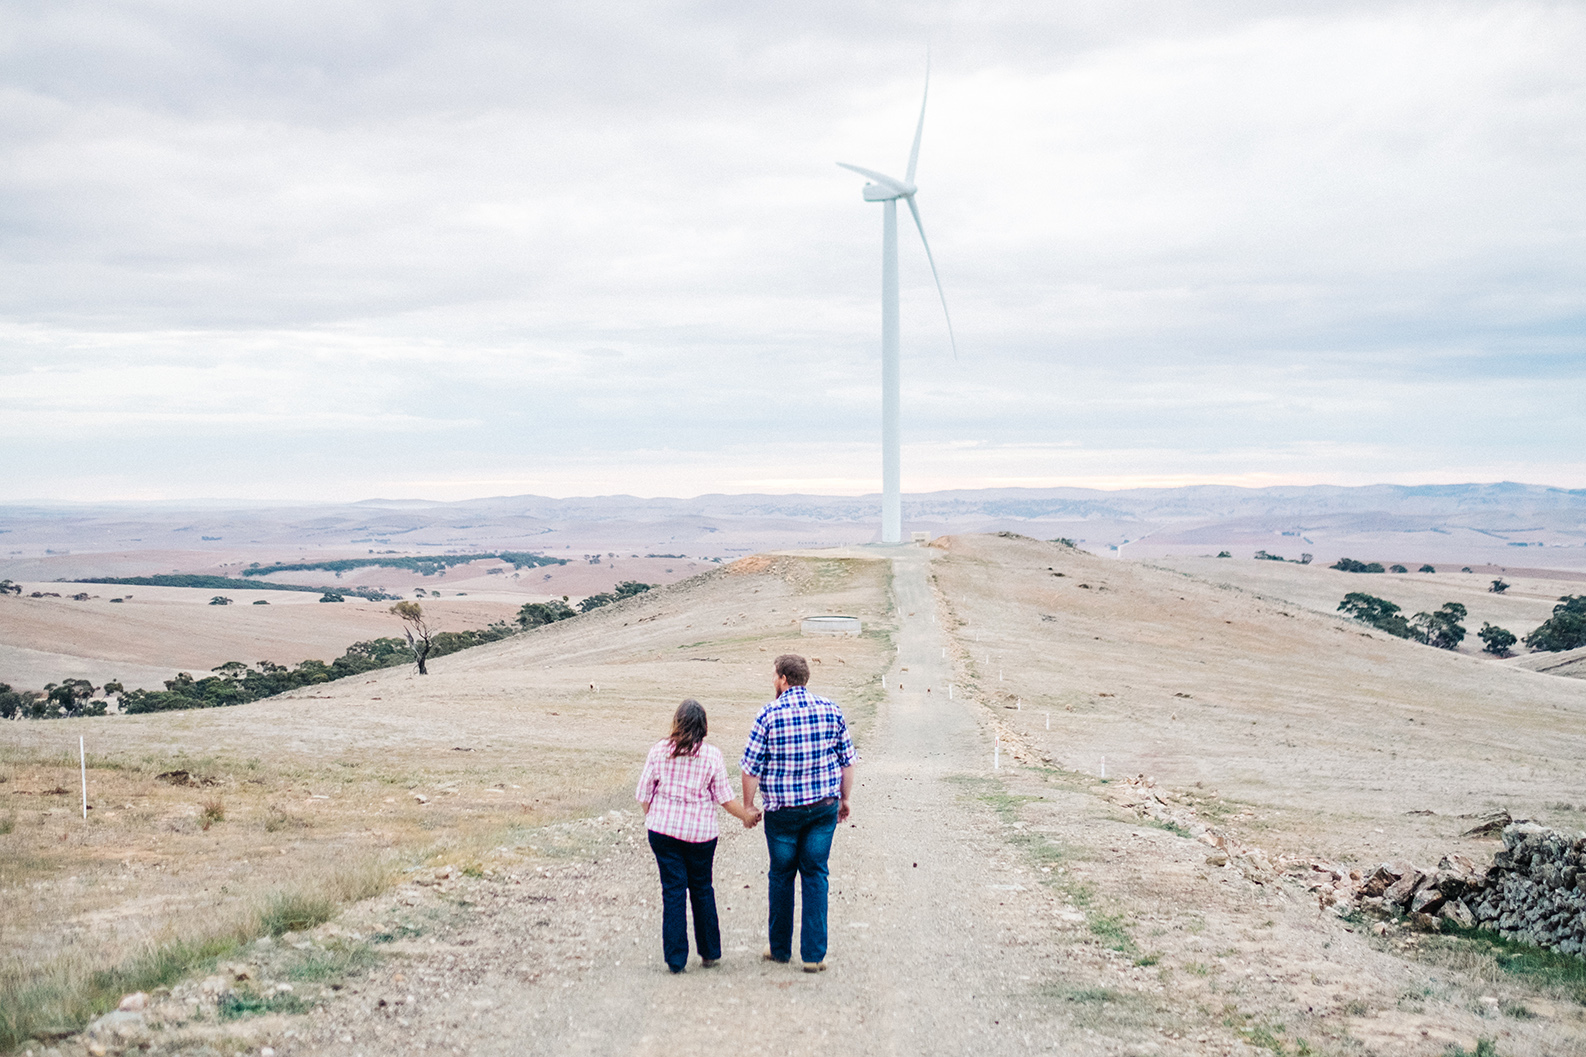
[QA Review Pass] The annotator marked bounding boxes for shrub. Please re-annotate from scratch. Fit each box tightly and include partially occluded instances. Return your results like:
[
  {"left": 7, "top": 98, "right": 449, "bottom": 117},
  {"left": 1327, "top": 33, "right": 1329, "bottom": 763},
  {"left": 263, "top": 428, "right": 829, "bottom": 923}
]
[
  {"left": 1419, "top": 564, "right": 1436, "bottom": 573},
  {"left": 1332, "top": 558, "right": 1385, "bottom": 573},
  {"left": 518, "top": 599, "right": 576, "bottom": 628},
  {"left": 1389, "top": 564, "right": 1408, "bottom": 574},
  {"left": 319, "top": 591, "right": 345, "bottom": 603},
  {"left": 1216, "top": 551, "right": 1231, "bottom": 558},
  {"left": 201, "top": 798, "right": 225, "bottom": 829},
  {"left": 1253, "top": 550, "right": 1285, "bottom": 562},
  {"left": 1524, "top": 596, "right": 1586, "bottom": 653},
  {"left": 577, "top": 581, "right": 655, "bottom": 614},
  {"left": 1411, "top": 603, "right": 1467, "bottom": 650},
  {"left": 1479, "top": 623, "right": 1517, "bottom": 657},
  {"left": 209, "top": 596, "right": 232, "bottom": 606},
  {"left": 1490, "top": 579, "right": 1510, "bottom": 594},
  {"left": 1338, "top": 593, "right": 1414, "bottom": 638}
]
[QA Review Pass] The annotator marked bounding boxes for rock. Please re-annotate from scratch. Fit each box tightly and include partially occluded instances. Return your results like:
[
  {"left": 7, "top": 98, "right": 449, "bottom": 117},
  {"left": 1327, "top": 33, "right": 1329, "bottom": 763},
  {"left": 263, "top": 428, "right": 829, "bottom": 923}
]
[
  {"left": 200, "top": 975, "right": 229, "bottom": 995},
  {"left": 1440, "top": 900, "right": 1476, "bottom": 929},
  {"left": 1361, "top": 861, "right": 1411, "bottom": 898},
  {"left": 435, "top": 864, "right": 457, "bottom": 881},
  {"left": 117, "top": 992, "right": 148, "bottom": 1012},
  {"left": 1382, "top": 867, "right": 1427, "bottom": 908},
  {"left": 262, "top": 1049, "right": 276, "bottom": 1057},
  {"left": 1462, "top": 812, "right": 1512, "bottom": 837},
  {"left": 1407, "top": 911, "right": 1442, "bottom": 932},
  {"left": 1205, "top": 852, "right": 1228, "bottom": 867},
  {"left": 1410, "top": 887, "right": 1446, "bottom": 915}
]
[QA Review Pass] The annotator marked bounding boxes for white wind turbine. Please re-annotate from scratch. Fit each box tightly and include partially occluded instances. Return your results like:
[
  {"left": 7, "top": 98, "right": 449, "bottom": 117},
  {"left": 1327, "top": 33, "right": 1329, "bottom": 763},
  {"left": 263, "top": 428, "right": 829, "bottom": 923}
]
[{"left": 839, "top": 68, "right": 956, "bottom": 545}]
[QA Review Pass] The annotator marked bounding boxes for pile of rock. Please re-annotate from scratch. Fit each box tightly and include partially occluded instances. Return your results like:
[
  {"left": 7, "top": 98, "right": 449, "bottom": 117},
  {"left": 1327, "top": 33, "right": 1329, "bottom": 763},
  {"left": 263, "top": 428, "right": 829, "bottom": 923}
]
[
  {"left": 1348, "top": 823, "right": 1585, "bottom": 957},
  {"left": 1470, "top": 822, "right": 1586, "bottom": 956}
]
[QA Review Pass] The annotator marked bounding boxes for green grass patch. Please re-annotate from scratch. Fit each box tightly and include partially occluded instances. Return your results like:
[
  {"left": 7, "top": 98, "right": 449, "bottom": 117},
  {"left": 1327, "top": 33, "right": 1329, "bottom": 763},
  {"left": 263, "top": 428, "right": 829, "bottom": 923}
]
[
  {"left": 1444, "top": 1040, "right": 1499, "bottom": 1057},
  {"left": 259, "top": 892, "right": 336, "bottom": 936},
  {"left": 1434, "top": 925, "right": 1586, "bottom": 1003},
  {"left": 1146, "top": 818, "right": 1194, "bottom": 839},
  {"left": 282, "top": 941, "right": 379, "bottom": 982},
  {"left": 1088, "top": 912, "right": 1137, "bottom": 953},
  {"left": 1133, "top": 953, "right": 1161, "bottom": 967},
  {"left": 219, "top": 989, "right": 311, "bottom": 1020},
  {"left": 0, "top": 931, "right": 242, "bottom": 1052},
  {"left": 1057, "top": 986, "right": 1116, "bottom": 1003}
]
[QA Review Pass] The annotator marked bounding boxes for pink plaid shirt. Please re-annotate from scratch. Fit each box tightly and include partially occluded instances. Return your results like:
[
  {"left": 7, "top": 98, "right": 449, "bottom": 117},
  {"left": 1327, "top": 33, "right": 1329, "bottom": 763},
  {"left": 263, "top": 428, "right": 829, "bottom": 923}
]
[{"left": 636, "top": 740, "right": 733, "bottom": 844}]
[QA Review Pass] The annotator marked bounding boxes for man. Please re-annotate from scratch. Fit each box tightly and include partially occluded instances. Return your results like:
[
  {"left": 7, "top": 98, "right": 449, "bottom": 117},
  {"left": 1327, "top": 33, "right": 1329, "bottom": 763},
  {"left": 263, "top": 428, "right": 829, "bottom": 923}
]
[{"left": 740, "top": 653, "right": 856, "bottom": 972}]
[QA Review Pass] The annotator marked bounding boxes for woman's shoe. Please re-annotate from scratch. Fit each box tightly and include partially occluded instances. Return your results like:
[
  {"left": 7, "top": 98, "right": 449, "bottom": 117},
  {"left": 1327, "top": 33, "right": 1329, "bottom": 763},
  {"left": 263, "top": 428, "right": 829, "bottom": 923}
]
[
  {"left": 762, "top": 949, "right": 790, "bottom": 964},
  {"left": 700, "top": 958, "right": 719, "bottom": 968},
  {"left": 801, "top": 961, "right": 827, "bottom": 973}
]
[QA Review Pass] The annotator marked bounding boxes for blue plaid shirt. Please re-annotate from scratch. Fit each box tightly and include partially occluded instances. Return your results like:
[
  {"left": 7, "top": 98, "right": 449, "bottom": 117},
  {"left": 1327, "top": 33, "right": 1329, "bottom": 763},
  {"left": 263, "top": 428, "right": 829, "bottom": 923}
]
[{"left": 740, "top": 685, "right": 856, "bottom": 811}]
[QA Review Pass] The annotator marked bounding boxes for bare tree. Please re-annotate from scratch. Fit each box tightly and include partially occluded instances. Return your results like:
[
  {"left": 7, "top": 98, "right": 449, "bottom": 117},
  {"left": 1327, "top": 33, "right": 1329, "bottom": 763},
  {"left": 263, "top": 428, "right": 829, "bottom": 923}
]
[{"left": 390, "top": 601, "right": 435, "bottom": 674}]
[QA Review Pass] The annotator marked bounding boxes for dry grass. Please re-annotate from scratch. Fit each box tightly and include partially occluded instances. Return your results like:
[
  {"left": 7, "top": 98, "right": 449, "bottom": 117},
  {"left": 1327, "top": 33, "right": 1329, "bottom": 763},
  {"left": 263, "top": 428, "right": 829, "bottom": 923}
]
[{"left": 0, "top": 553, "right": 893, "bottom": 1048}]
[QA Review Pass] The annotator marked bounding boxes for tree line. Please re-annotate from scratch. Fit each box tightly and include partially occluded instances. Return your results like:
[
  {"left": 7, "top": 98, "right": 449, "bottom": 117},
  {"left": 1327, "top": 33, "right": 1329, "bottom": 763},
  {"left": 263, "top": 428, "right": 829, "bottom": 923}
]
[
  {"left": 1, "top": 580, "right": 657, "bottom": 720},
  {"left": 1338, "top": 592, "right": 1586, "bottom": 656}
]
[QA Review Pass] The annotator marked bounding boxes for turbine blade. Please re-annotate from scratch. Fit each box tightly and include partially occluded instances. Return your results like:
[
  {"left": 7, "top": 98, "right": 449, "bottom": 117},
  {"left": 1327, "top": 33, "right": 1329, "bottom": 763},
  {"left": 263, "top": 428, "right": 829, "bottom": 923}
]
[
  {"left": 836, "top": 162, "right": 911, "bottom": 196},
  {"left": 906, "top": 57, "right": 929, "bottom": 184},
  {"left": 906, "top": 196, "right": 958, "bottom": 359}
]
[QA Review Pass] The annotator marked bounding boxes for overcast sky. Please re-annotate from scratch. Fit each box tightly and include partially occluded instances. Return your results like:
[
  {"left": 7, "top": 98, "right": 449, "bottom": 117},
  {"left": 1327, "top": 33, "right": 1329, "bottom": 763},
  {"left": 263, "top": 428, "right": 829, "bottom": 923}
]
[{"left": 1, "top": 0, "right": 1582, "bottom": 502}]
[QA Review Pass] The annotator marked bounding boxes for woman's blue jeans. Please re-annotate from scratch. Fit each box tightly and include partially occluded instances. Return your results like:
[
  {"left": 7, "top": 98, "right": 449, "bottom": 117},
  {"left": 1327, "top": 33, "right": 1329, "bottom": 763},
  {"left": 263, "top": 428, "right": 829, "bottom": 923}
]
[
  {"left": 647, "top": 830, "right": 721, "bottom": 972},
  {"left": 762, "top": 799, "right": 840, "bottom": 964}
]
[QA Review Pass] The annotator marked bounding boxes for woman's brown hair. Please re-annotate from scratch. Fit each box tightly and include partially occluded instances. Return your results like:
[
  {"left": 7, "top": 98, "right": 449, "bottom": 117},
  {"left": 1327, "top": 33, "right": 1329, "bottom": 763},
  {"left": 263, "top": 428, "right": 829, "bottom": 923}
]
[{"left": 668, "top": 699, "right": 708, "bottom": 758}]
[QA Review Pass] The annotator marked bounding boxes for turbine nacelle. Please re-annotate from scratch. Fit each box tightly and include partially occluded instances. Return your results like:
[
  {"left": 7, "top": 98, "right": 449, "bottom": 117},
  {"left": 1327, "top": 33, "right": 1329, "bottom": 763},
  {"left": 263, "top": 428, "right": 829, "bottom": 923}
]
[{"left": 862, "top": 182, "right": 908, "bottom": 202}]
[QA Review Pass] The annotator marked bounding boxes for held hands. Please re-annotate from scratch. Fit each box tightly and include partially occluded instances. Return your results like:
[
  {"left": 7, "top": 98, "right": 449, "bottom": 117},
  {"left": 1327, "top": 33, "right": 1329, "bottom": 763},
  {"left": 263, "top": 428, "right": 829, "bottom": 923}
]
[{"left": 742, "top": 807, "right": 763, "bottom": 829}]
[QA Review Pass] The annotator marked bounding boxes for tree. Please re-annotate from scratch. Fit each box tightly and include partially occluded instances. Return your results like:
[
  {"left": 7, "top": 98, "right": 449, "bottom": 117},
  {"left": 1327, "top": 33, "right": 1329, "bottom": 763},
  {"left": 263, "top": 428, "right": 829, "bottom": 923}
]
[
  {"left": 517, "top": 599, "right": 576, "bottom": 628},
  {"left": 39, "top": 679, "right": 105, "bottom": 719},
  {"left": 1337, "top": 593, "right": 1414, "bottom": 638},
  {"left": 1332, "top": 558, "right": 1385, "bottom": 573},
  {"left": 209, "top": 596, "right": 233, "bottom": 606},
  {"left": 1389, "top": 565, "right": 1408, "bottom": 574},
  {"left": 1478, "top": 623, "right": 1517, "bottom": 657},
  {"left": 1411, "top": 602, "right": 1467, "bottom": 650},
  {"left": 320, "top": 591, "right": 345, "bottom": 603},
  {"left": 1216, "top": 551, "right": 1232, "bottom": 559},
  {"left": 0, "top": 683, "right": 31, "bottom": 719},
  {"left": 0, "top": 579, "right": 20, "bottom": 596},
  {"left": 1490, "top": 580, "right": 1509, "bottom": 594},
  {"left": 389, "top": 601, "right": 434, "bottom": 674},
  {"left": 1419, "top": 565, "right": 1436, "bottom": 573},
  {"left": 1523, "top": 596, "right": 1586, "bottom": 653}
]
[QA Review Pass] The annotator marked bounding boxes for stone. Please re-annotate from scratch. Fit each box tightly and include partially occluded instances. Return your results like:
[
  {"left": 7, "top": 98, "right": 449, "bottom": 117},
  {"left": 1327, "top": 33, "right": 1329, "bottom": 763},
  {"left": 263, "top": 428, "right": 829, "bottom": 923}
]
[
  {"left": 1411, "top": 888, "right": 1446, "bottom": 915},
  {"left": 435, "top": 864, "right": 457, "bottom": 881},
  {"left": 117, "top": 992, "right": 148, "bottom": 1012},
  {"left": 1361, "top": 861, "right": 1412, "bottom": 898},
  {"left": 200, "top": 975, "right": 229, "bottom": 995},
  {"left": 1382, "top": 868, "right": 1427, "bottom": 908},
  {"left": 1205, "top": 852, "right": 1228, "bottom": 867},
  {"left": 1440, "top": 900, "right": 1476, "bottom": 929},
  {"left": 1407, "top": 912, "right": 1441, "bottom": 932}
]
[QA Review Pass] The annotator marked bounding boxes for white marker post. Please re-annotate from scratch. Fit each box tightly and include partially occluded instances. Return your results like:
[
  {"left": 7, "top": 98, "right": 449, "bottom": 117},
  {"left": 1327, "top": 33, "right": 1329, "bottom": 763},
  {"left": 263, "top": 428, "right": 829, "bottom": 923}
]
[
  {"left": 994, "top": 737, "right": 1000, "bottom": 771},
  {"left": 948, "top": 684, "right": 954, "bottom": 700},
  {"left": 1016, "top": 697, "right": 1021, "bottom": 710},
  {"left": 79, "top": 735, "right": 87, "bottom": 820},
  {"left": 1045, "top": 711, "right": 1050, "bottom": 730}
]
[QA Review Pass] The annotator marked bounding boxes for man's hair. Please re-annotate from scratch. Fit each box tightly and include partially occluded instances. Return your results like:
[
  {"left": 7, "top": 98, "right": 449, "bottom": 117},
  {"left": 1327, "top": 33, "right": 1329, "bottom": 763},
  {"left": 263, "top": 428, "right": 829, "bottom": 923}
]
[
  {"left": 668, "top": 698, "right": 708, "bottom": 757},
  {"left": 774, "top": 654, "right": 810, "bottom": 687}
]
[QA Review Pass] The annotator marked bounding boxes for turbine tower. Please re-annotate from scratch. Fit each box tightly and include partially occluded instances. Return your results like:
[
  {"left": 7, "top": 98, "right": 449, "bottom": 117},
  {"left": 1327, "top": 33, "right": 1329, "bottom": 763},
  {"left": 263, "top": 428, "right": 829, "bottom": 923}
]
[{"left": 840, "top": 68, "right": 956, "bottom": 544}]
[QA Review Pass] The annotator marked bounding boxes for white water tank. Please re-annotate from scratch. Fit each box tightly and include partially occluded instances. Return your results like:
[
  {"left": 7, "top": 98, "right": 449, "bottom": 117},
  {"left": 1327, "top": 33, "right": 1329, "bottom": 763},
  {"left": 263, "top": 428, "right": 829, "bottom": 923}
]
[{"left": 801, "top": 615, "right": 862, "bottom": 636}]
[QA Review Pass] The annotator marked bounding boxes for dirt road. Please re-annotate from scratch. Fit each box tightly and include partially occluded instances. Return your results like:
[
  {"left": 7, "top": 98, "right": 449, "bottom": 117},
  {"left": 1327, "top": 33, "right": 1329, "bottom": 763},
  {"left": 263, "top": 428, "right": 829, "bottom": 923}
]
[{"left": 275, "top": 548, "right": 1101, "bottom": 1056}]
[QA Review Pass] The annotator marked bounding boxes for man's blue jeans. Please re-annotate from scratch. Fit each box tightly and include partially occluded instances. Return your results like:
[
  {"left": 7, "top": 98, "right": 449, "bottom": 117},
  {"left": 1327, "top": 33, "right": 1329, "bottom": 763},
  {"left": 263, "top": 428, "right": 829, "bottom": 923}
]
[{"left": 763, "top": 799, "right": 840, "bottom": 964}]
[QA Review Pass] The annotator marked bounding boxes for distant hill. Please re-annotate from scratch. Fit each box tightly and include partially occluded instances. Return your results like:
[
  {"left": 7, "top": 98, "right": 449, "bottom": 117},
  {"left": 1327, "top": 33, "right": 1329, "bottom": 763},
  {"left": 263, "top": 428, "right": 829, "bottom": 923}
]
[{"left": 2, "top": 482, "right": 1584, "bottom": 575}]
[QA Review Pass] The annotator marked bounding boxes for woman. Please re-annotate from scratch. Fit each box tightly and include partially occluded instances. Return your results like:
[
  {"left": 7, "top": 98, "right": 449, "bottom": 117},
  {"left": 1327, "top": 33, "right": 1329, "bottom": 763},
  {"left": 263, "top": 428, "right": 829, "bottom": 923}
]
[{"left": 636, "top": 699, "right": 761, "bottom": 973}]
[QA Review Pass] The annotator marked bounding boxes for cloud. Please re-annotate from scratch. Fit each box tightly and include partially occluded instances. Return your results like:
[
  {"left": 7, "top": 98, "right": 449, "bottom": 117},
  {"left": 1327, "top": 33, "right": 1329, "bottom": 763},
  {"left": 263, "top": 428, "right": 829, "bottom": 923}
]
[{"left": 0, "top": 0, "right": 1582, "bottom": 501}]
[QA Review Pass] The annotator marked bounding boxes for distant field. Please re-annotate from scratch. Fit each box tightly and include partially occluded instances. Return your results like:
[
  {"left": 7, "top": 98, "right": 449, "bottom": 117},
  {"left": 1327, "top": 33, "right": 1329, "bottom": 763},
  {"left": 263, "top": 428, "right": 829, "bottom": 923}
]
[{"left": 0, "top": 585, "right": 525, "bottom": 692}]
